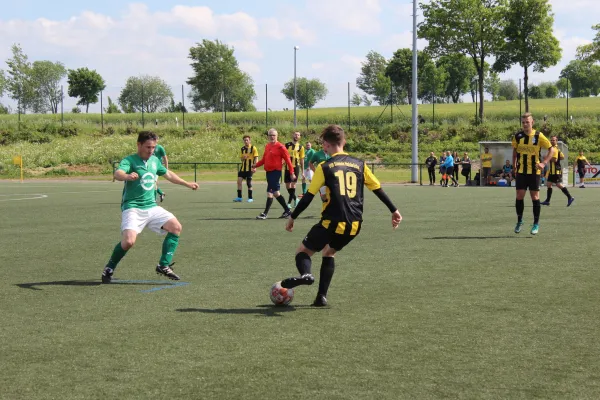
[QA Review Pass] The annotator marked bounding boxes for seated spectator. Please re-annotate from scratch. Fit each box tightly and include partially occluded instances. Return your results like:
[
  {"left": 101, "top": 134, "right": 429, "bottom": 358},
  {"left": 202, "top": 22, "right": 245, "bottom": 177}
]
[{"left": 501, "top": 160, "right": 513, "bottom": 187}]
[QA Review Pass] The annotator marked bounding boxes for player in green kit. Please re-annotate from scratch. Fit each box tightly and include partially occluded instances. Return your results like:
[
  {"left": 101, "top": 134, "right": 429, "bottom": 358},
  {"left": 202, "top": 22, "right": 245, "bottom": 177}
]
[
  {"left": 309, "top": 144, "right": 331, "bottom": 202},
  {"left": 153, "top": 143, "right": 168, "bottom": 202},
  {"left": 301, "top": 142, "right": 315, "bottom": 196},
  {"left": 102, "top": 131, "right": 199, "bottom": 283}
]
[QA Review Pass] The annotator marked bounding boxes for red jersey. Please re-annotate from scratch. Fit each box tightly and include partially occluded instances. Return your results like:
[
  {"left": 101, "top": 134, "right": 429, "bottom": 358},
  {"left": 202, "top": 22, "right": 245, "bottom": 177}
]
[{"left": 255, "top": 142, "right": 294, "bottom": 172}]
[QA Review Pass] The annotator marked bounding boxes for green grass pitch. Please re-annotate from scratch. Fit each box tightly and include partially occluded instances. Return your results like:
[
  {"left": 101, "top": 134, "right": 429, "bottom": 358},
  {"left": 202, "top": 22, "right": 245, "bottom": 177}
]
[{"left": 1, "top": 180, "right": 600, "bottom": 399}]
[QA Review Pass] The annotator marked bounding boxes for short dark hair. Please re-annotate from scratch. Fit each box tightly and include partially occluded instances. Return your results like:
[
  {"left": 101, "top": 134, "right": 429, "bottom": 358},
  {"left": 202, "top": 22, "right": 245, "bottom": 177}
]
[
  {"left": 243, "top": 135, "right": 251, "bottom": 140},
  {"left": 138, "top": 131, "right": 158, "bottom": 144},
  {"left": 320, "top": 124, "right": 345, "bottom": 146},
  {"left": 521, "top": 112, "right": 533, "bottom": 119}
]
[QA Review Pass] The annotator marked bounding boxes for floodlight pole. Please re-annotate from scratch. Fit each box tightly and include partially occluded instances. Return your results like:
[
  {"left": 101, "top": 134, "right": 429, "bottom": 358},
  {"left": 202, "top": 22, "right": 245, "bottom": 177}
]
[
  {"left": 410, "top": 0, "right": 419, "bottom": 183},
  {"left": 294, "top": 46, "right": 299, "bottom": 128}
]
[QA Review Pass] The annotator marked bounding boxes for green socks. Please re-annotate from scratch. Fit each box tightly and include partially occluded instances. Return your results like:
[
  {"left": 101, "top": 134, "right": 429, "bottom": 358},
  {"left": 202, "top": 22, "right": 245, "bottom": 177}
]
[
  {"left": 107, "top": 242, "right": 128, "bottom": 270},
  {"left": 156, "top": 188, "right": 164, "bottom": 196},
  {"left": 159, "top": 232, "right": 180, "bottom": 266},
  {"left": 302, "top": 182, "right": 307, "bottom": 193}
]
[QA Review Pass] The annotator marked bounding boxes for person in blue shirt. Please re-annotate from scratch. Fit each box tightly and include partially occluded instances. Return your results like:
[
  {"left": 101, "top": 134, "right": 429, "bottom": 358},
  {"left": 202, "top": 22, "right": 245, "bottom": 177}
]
[
  {"left": 501, "top": 160, "right": 513, "bottom": 187},
  {"left": 441, "top": 151, "right": 459, "bottom": 187}
]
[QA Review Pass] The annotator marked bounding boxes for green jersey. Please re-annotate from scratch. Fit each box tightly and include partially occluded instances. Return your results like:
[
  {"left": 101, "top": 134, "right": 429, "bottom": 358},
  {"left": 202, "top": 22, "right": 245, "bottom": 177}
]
[
  {"left": 304, "top": 148, "right": 316, "bottom": 167},
  {"left": 310, "top": 149, "right": 330, "bottom": 167},
  {"left": 154, "top": 144, "right": 167, "bottom": 161},
  {"left": 117, "top": 154, "right": 167, "bottom": 211}
]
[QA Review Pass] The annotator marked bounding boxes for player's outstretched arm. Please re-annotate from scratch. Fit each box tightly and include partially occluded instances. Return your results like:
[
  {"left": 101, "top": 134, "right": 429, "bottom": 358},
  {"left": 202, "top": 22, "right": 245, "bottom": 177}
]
[
  {"left": 163, "top": 171, "right": 199, "bottom": 190},
  {"left": 114, "top": 169, "right": 138, "bottom": 181},
  {"left": 372, "top": 188, "right": 401, "bottom": 229}
]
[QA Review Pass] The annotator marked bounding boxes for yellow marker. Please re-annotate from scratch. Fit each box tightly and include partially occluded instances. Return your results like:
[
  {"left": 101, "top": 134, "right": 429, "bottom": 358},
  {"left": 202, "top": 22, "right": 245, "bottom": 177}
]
[{"left": 12, "top": 155, "right": 23, "bottom": 182}]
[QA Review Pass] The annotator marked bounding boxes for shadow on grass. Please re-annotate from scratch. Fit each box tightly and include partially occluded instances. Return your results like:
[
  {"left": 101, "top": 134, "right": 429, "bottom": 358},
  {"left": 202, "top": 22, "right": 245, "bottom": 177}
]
[
  {"left": 176, "top": 304, "right": 320, "bottom": 317},
  {"left": 198, "top": 215, "right": 318, "bottom": 221},
  {"left": 16, "top": 279, "right": 181, "bottom": 291},
  {"left": 425, "top": 236, "right": 533, "bottom": 240}
]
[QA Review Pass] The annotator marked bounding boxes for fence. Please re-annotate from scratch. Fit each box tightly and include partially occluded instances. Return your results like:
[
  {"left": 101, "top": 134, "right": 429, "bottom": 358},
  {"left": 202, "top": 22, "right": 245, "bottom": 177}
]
[
  {"left": 2, "top": 77, "right": 597, "bottom": 133},
  {"left": 110, "top": 161, "right": 427, "bottom": 185}
]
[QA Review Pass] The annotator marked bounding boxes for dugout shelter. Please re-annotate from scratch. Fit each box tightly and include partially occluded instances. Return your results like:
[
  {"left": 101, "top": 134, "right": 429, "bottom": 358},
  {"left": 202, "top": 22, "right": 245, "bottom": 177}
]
[{"left": 478, "top": 140, "right": 568, "bottom": 186}]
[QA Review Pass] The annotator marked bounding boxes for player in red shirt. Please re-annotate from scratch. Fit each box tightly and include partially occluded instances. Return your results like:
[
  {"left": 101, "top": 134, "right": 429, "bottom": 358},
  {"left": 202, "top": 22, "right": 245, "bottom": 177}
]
[{"left": 252, "top": 128, "right": 296, "bottom": 219}]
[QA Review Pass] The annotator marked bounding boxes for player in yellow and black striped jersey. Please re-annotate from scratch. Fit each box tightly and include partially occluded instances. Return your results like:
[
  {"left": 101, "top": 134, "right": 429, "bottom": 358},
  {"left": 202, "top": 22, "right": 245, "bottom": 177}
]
[
  {"left": 279, "top": 124, "right": 402, "bottom": 307},
  {"left": 541, "top": 136, "right": 574, "bottom": 207},
  {"left": 284, "top": 131, "right": 305, "bottom": 207},
  {"left": 234, "top": 135, "right": 259, "bottom": 203},
  {"left": 511, "top": 113, "right": 555, "bottom": 235},
  {"left": 575, "top": 150, "right": 592, "bottom": 188}
]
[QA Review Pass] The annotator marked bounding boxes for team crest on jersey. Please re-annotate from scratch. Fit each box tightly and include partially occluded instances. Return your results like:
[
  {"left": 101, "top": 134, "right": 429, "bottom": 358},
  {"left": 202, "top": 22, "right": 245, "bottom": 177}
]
[{"left": 140, "top": 172, "right": 156, "bottom": 191}]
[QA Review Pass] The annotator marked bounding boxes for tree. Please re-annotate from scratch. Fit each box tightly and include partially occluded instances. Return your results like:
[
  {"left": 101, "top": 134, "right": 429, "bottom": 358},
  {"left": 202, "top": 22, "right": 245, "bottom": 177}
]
[
  {"left": 385, "top": 48, "right": 433, "bottom": 104},
  {"left": 493, "top": 0, "right": 561, "bottom": 111},
  {"left": 71, "top": 106, "right": 81, "bottom": 113},
  {"left": 0, "top": 70, "right": 6, "bottom": 97},
  {"left": 186, "top": 39, "right": 256, "bottom": 112},
  {"left": 351, "top": 93, "right": 362, "bottom": 106},
  {"left": 356, "top": 51, "right": 389, "bottom": 104},
  {"left": 419, "top": 0, "right": 507, "bottom": 121},
  {"left": 361, "top": 94, "right": 373, "bottom": 106},
  {"left": 30, "top": 61, "right": 66, "bottom": 114},
  {"left": 419, "top": 63, "right": 448, "bottom": 103},
  {"left": 560, "top": 60, "right": 600, "bottom": 97},
  {"left": 67, "top": 68, "right": 106, "bottom": 113},
  {"left": 528, "top": 85, "right": 543, "bottom": 99},
  {"left": 498, "top": 80, "right": 519, "bottom": 100},
  {"left": 436, "top": 53, "right": 477, "bottom": 103},
  {"left": 118, "top": 75, "right": 173, "bottom": 113},
  {"left": 281, "top": 77, "right": 328, "bottom": 109},
  {"left": 577, "top": 24, "right": 600, "bottom": 63},
  {"left": 105, "top": 96, "right": 121, "bottom": 113},
  {"left": 5, "top": 44, "right": 36, "bottom": 113},
  {"left": 484, "top": 70, "right": 501, "bottom": 101},
  {"left": 556, "top": 77, "right": 572, "bottom": 97},
  {"left": 164, "top": 97, "right": 187, "bottom": 113},
  {"left": 545, "top": 84, "right": 558, "bottom": 99}
]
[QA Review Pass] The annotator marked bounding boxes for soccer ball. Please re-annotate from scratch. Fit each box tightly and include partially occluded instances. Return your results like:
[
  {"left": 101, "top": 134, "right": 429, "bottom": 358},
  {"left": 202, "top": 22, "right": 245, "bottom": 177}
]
[{"left": 270, "top": 281, "right": 294, "bottom": 306}]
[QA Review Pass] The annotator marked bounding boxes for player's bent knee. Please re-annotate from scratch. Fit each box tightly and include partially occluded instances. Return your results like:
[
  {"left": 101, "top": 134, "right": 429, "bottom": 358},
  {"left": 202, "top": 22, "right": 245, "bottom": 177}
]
[
  {"left": 163, "top": 219, "right": 182, "bottom": 235},
  {"left": 296, "top": 243, "right": 315, "bottom": 257},
  {"left": 322, "top": 245, "right": 337, "bottom": 257}
]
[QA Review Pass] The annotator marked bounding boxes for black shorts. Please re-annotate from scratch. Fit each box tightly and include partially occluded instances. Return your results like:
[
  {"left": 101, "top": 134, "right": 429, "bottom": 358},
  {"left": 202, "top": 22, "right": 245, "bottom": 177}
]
[
  {"left": 302, "top": 221, "right": 362, "bottom": 252},
  {"left": 515, "top": 174, "right": 541, "bottom": 191},
  {"left": 547, "top": 174, "right": 563, "bottom": 184},
  {"left": 578, "top": 169, "right": 585, "bottom": 179},
  {"left": 284, "top": 166, "right": 300, "bottom": 183},
  {"left": 237, "top": 171, "right": 253, "bottom": 180},
  {"left": 266, "top": 170, "right": 282, "bottom": 192},
  {"left": 482, "top": 167, "right": 492, "bottom": 178},
  {"left": 445, "top": 166, "right": 454, "bottom": 176}
]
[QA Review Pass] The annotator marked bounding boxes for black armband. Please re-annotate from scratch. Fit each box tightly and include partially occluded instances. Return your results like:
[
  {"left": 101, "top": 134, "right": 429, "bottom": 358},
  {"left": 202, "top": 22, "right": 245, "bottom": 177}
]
[
  {"left": 373, "top": 188, "right": 397, "bottom": 213},
  {"left": 290, "top": 193, "right": 314, "bottom": 219}
]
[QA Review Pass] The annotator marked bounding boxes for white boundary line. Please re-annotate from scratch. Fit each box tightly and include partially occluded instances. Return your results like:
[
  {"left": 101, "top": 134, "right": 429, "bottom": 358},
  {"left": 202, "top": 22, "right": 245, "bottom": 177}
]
[{"left": 0, "top": 194, "right": 48, "bottom": 202}]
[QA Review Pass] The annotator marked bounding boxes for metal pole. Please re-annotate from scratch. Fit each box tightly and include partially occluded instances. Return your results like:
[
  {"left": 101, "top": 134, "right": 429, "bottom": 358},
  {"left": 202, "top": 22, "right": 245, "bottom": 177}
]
[
  {"left": 100, "top": 90, "right": 104, "bottom": 133},
  {"left": 566, "top": 77, "right": 569, "bottom": 123},
  {"left": 390, "top": 81, "right": 393, "bottom": 123},
  {"left": 475, "top": 80, "right": 478, "bottom": 125},
  {"left": 410, "top": 0, "right": 419, "bottom": 183},
  {"left": 182, "top": 84, "right": 185, "bottom": 130},
  {"left": 519, "top": 78, "right": 522, "bottom": 118},
  {"left": 61, "top": 85, "right": 64, "bottom": 127},
  {"left": 141, "top": 83, "right": 145, "bottom": 127},
  {"left": 265, "top": 83, "right": 268, "bottom": 130},
  {"left": 18, "top": 88, "right": 21, "bottom": 132},
  {"left": 294, "top": 46, "right": 299, "bottom": 128},
  {"left": 347, "top": 82, "right": 351, "bottom": 132},
  {"left": 306, "top": 80, "right": 308, "bottom": 130},
  {"left": 432, "top": 73, "right": 435, "bottom": 126}
]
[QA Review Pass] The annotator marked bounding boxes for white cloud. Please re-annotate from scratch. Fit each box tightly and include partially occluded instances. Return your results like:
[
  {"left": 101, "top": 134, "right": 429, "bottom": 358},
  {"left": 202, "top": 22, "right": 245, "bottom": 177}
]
[
  {"left": 228, "top": 40, "right": 263, "bottom": 59},
  {"left": 239, "top": 61, "right": 261, "bottom": 77},
  {"left": 311, "top": 63, "right": 325, "bottom": 70},
  {"left": 381, "top": 32, "right": 428, "bottom": 54},
  {"left": 306, "top": 0, "right": 382, "bottom": 34}
]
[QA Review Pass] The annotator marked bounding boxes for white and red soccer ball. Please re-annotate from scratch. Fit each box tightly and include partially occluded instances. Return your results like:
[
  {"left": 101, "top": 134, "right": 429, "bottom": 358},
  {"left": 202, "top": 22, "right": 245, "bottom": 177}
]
[{"left": 270, "top": 281, "right": 294, "bottom": 306}]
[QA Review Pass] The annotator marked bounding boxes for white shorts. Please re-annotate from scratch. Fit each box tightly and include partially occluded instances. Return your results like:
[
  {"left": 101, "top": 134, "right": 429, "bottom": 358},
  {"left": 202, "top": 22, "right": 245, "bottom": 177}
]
[
  {"left": 303, "top": 168, "right": 314, "bottom": 181},
  {"left": 121, "top": 206, "right": 175, "bottom": 235}
]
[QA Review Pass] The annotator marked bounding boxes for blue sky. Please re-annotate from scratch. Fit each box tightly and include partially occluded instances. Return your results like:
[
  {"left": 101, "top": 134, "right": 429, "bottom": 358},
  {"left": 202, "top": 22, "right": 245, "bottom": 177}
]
[{"left": 0, "top": 0, "right": 597, "bottom": 112}]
